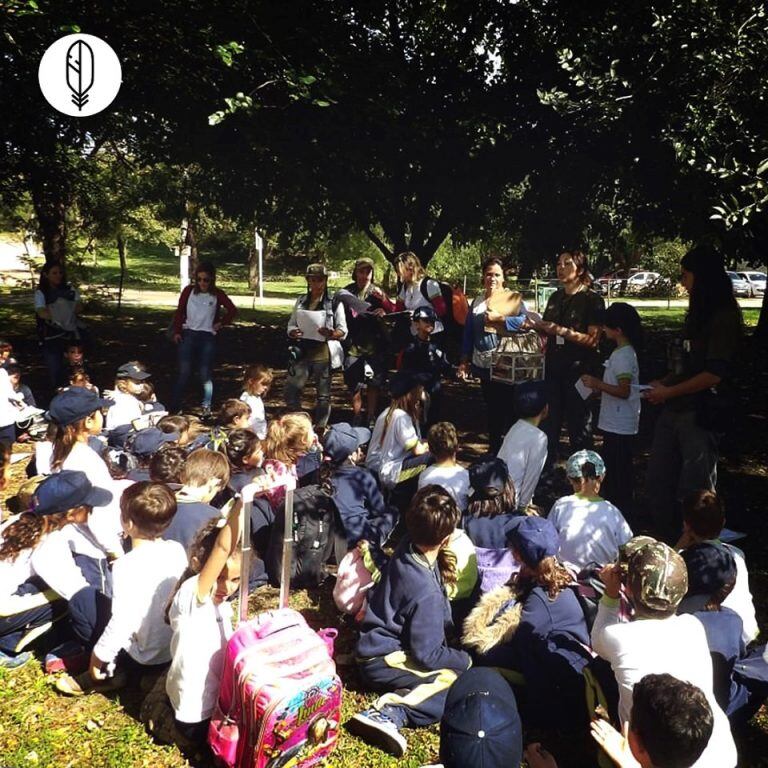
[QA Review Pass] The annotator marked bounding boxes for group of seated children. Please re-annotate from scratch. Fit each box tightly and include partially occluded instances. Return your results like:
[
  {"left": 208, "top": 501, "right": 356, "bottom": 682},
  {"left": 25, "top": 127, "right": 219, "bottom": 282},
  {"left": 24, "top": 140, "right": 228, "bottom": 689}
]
[{"left": 0, "top": 323, "right": 763, "bottom": 768}]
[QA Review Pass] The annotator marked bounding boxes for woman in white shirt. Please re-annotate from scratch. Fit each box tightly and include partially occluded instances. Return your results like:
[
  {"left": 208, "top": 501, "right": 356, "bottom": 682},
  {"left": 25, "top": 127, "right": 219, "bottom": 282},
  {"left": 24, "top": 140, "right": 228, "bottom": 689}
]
[
  {"left": 170, "top": 262, "right": 237, "bottom": 417},
  {"left": 34, "top": 261, "right": 84, "bottom": 391}
]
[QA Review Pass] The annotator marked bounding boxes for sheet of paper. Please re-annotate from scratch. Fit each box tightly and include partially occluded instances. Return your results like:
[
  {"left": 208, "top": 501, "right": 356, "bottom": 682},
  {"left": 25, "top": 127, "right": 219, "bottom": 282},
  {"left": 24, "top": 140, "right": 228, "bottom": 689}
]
[
  {"left": 13, "top": 405, "right": 44, "bottom": 422},
  {"left": 295, "top": 309, "right": 327, "bottom": 342},
  {"left": 335, "top": 289, "right": 371, "bottom": 315},
  {"left": 574, "top": 378, "right": 593, "bottom": 400}
]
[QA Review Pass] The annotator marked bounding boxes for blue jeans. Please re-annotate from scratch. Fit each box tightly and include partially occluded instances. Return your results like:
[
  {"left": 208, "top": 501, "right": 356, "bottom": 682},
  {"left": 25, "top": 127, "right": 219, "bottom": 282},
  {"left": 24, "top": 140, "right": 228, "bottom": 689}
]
[
  {"left": 171, "top": 329, "right": 216, "bottom": 411},
  {"left": 284, "top": 359, "right": 332, "bottom": 428}
]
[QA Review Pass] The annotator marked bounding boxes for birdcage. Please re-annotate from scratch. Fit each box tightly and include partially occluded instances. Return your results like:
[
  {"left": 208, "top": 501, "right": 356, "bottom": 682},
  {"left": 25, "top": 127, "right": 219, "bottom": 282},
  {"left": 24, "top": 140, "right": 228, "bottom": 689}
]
[{"left": 490, "top": 330, "right": 546, "bottom": 384}]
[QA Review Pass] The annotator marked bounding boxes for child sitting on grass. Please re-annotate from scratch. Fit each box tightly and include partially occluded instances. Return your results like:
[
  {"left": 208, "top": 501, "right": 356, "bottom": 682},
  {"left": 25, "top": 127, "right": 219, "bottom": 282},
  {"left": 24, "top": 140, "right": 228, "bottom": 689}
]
[
  {"left": 218, "top": 428, "right": 265, "bottom": 494},
  {"left": 527, "top": 674, "right": 715, "bottom": 768},
  {"left": 261, "top": 412, "right": 314, "bottom": 508},
  {"left": 548, "top": 449, "right": 633, "bottom": 571},
  {"left": 240, "top": 363, "right": 272, "bottom": 439},
  {"left": 349, "top": 486, "right": 472, "bottom": 758},
  {"left": 418, "top": 422, "right": 470, "bottom": 511},
  {"left": 320, "top": 422, "right": 395, "bottom": 550},
  {"left": 163, "top": 449, "right": 230, "bottom": 552},
  {"left": 496, "top": 379, "right": 548, "bottom": 510},
  {"left": 106, "top": 361, "right": 152, "bottom": 431},
  {"left": 676, "top": 489, "right": 758, "bottom": 646},
  {"left": 591, "top": 538, "right": 737, "bottom": 768},
  {"left": 214, "top": 399, "right": 252, "bottom": 432},
  {"left": 159, "top": 499, "right": 243, "bottom": 746},
  {"left": 58, "top": 482, "right": 187, "bottom": 696},
  {"left": 149, "top": 446, "right": 187, "bottom": 486}
]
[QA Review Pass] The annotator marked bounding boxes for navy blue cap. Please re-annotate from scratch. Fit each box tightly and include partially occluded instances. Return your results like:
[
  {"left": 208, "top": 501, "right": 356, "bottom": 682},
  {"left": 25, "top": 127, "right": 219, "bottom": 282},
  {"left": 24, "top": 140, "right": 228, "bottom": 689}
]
[
  {"left": 681, "top": 542, "right": 737, "bottom": 598},
  {"left": 513, "top": 380, "right": 547, "bottom": 418},
  {"left": 469, "top": 455, "right": 509, "bottom": 495},
  {"left": 507, "top": 516, "right": 559, "bottom": 567},
  {"left": 412, "top": 305, "right": 437, "bottom": 322},
  {"left": 440, "top": 668, "right": 522, "bottom": 768},
  {"left": 116, "top": 362, "right": 151, "bottom": 380},
  {"left": 389, "top": 369, "right": 431, "bottom": 399},
  {"left": 127, "top": 427, "right": 179, "bottom": 457},
  {"left": 47, "top": 387, "right": 114, "bottom": 427},
  {"left": 32, "top": 470, "right": 112, "bottom": 515},
  {"left": 322, "top": 422, "right": 371, "bottom": 463}
]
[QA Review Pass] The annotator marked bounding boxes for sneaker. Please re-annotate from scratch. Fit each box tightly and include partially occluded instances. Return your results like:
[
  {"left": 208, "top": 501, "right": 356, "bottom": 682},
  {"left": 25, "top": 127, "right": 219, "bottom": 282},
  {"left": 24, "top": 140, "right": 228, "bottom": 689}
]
[
  {"left": 44, "top": 640, "right": 88, "bottom": 675},
  {"left": 347, "top": 708, "right": 407, "bottom": 757},
  {"left": 56, "top": 669, "right": 128, "bottom": 697},
  {"left": 0, "top": 650, "right": 33, "bottom": 670}
]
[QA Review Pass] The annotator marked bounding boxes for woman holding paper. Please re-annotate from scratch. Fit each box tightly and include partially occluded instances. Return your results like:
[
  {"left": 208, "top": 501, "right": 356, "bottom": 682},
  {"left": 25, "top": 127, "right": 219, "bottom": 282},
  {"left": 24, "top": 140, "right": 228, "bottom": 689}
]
[
  {"left": 339, "top": 258, "right": 395, "bottom": 429},
  {"left": 34, "top": 261, "right": 86, "bottom": 392},
  {"left": 456, "top": 257, "right": 530, "bottom": 452},
  {"left": 531, "top": 250, "right": 604, "bottom": 470},
  {"left": 285, "top": 263, "right": 348, "bottom": 429}
]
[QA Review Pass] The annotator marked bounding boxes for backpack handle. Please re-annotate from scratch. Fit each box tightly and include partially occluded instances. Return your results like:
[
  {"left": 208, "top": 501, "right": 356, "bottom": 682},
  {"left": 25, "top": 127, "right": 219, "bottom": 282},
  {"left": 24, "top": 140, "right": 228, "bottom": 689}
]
[{"left": 279, "top": 488, "right": 294, "bottom": 610}]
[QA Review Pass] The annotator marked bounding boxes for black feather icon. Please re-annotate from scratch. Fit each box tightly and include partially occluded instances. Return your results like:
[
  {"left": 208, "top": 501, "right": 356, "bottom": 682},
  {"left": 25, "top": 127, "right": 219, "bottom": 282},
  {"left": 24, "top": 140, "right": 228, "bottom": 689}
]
[{"left": 66, "top": 40, "right": 95, "bottom": 111}]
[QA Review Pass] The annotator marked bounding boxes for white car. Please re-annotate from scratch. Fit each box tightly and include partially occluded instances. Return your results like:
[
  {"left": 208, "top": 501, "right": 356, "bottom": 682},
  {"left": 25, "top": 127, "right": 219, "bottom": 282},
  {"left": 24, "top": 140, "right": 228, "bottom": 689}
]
[
  {"left": 624, "top": 271, "right": 661, "bottom": 292},
  {"left": 737, "top": 271, "right": 766, "bottom": 297},
  {"left": 727, "top": 271, "right": 752, "bottom": 298}
]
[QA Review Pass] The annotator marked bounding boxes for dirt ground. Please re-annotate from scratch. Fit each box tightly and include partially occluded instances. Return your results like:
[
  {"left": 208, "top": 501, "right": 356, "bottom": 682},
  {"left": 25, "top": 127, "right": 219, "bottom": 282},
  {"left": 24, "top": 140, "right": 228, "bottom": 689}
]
[{"left": 2, "top": 302, "right": 768, "bottom": 766}]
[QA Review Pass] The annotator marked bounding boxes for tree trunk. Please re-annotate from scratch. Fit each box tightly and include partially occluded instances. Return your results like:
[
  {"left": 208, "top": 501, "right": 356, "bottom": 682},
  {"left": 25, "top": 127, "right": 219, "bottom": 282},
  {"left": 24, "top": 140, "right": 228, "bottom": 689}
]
[
  {"left": 29, "top": 182, "right": 68, "bottom": 264},
  {"left": 116, "top": 235, "right": 127, "bottom": 316},
  {"left": 755, "top": 289, "right": 768, "bottom": 343},
  {"left": 185, "top": 218, "right": 198, "bottom": 275}
]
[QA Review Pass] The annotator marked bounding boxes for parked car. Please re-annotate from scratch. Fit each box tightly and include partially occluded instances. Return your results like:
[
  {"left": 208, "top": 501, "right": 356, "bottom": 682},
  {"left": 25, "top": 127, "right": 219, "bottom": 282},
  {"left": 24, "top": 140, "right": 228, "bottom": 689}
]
[
  {"left": 727, "top": 271, "right": 752, "bottom": 297},
  {"left": 737, "top": 271, "right": 766, "bottom": 297},
  {"left": 624, "top": 271, "right": 662, "bottom": 293},
  {"left": 595, "top": 268, "right": 642, "bottom": 295}
]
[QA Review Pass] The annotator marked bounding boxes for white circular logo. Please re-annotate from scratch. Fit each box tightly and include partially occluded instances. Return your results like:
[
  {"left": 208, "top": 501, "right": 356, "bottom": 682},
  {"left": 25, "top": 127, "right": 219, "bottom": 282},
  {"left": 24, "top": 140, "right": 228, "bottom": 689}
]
[{"left": 38, "top": 34, "right": 122, "bottom": 117}]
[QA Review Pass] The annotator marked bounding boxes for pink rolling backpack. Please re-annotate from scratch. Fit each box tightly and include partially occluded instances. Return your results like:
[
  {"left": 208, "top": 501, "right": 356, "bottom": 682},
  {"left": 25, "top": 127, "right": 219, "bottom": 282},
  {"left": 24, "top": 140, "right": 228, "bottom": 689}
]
[{"left": 208, "top": 488, "right": 343, "bottom": 768}]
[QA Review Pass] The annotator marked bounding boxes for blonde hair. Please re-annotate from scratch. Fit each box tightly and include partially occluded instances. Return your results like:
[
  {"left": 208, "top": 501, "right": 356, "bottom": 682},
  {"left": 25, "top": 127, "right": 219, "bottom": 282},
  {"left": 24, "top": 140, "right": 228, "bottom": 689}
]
[
  {"left": 180, "top": 448, "right": 231, "bottom": 488},
  {"left": 395, "top": 251, "right": 426, "bottom": 283},
  {"left": 244, "top": 364, "right": 274, "bottom": 395},
  {"left": 264, "top": 412, "right": 313, "bottom": 466}
]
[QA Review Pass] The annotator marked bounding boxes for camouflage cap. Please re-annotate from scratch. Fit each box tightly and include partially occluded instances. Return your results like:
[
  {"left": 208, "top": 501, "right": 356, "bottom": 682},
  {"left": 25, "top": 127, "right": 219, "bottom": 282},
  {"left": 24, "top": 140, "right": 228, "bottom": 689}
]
[
  {"left": 306, "top": 263, "right": 328, "bottom": 278},
  {"left": 566, "top": 449, "right": 605, "bottom": 479},
  {"left": 354, "top": 257, "right": 375, "bottom": 270},
  {"left": 627, "top": 539, "right": 688, "bottom": 613}
]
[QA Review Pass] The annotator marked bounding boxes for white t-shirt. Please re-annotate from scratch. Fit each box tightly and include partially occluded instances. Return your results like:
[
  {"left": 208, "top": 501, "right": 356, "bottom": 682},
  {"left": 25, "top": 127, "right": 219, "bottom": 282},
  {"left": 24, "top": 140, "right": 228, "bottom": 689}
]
[
  {"left": 35, "top": 440, "right": 54, "bottom": 475},
  {"left": 166, "top": 575, "right": 234, "bottom": 723},
  {"left": 378, "top": 409, "right": 420, "bottom": 488},
  {"left": 34, "top": 289, "right": 81, "bottom": 336},
  {"left": 93, "top": 538, "right": 187, "bottom": 666},
  {"left": 418, "top": 464, "right": 470, "bottom": 510},
  {"left": 497, "top": 419, "right": 548, "bottom": 508},
  {"left": 106, "top": 390, "right": 143, "bottom": 431},
  {"left": 548, "top": 494, "right": 633, "bottom": 570},
  {"left": 399, "top": 278, "right": 444, "bottom": 335},
  {"left": 591, "top": 604, "right": 737, "bottom": 768},
  {"left": 720, "top": 542, "right": 758, "bottom": 645},
  {"left": 183, "top": 290, "right": 219, "bottom": 333},
  {"left": 365, "top": 409, "right": 387, "bottom": 475},
  {"left": 0, "top": 367, "right": 25, "bottom": 428},
  {"left": 597, "top": 344, "right": 640, "bottom": 436},
  {"left": 60, "top": 441, "right": 124, "bottom": 556},
  {"left": 240, "top": 392, "right": 267, "bottom": 439}
]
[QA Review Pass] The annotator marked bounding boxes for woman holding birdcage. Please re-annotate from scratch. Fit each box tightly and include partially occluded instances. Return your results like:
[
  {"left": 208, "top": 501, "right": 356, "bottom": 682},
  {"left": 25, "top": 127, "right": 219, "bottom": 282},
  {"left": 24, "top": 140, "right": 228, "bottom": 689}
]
[{"left": 457, "top": 257, "right": 532, "bottom": 452}]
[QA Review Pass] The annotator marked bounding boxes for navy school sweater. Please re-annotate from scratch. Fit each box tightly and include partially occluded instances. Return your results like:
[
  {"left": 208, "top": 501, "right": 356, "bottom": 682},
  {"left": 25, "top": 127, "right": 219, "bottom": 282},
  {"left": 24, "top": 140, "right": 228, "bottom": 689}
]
[
  {"left": 357, "top": 537, "right": 471, "bottom": 673},
  {"left": 331, "top": 464, "right": 396, "bottom": 548},
  {"left": 162, "top": 500, "right": 220, "bottom": 552}
]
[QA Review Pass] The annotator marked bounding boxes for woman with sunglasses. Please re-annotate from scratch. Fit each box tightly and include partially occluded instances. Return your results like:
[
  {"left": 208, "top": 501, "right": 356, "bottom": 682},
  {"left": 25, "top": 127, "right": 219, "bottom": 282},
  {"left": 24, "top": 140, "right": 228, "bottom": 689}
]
[{"left": 170, "top": 262, "right": 237, "bottom": 417}]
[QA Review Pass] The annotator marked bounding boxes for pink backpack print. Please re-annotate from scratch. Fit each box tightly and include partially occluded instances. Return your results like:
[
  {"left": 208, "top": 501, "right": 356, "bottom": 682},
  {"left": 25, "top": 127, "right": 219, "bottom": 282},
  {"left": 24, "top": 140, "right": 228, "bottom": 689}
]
[{"left": 208, "top": 488, "right": 342, "bottom": 768}]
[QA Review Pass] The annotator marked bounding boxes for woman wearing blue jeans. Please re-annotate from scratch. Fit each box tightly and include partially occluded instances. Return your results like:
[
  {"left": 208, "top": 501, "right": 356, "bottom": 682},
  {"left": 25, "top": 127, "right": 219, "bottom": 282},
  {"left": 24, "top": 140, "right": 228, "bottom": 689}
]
[{"left": 170, "top": 262, "right": 237, "bottom": 416}]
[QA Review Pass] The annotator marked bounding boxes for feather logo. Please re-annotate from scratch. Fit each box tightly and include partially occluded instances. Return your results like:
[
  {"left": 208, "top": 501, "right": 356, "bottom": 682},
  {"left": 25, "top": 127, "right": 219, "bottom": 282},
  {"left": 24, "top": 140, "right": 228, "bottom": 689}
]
[{"left": 65, "top": 40, "right": 95, "bottom": 111}]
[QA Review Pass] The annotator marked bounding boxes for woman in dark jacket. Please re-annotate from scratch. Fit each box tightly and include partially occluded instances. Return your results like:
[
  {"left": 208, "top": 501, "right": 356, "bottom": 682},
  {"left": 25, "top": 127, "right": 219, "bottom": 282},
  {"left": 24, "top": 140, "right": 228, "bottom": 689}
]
[
  {"left": 533, "top": 250, "right": 604, "bottom": 469},
  {"left": 170, "top": 261, "right": 237, "bottom": 416},
  {"left": 645, "top": 245, "right": 743, "bottom": 543}
]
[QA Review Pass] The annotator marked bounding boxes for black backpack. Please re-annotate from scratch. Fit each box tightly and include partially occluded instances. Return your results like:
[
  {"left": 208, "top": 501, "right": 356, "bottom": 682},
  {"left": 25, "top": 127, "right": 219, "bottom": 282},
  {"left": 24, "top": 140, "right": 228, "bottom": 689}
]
[{"left": 265, "top": 485, "right": 346, "bottom": 588}]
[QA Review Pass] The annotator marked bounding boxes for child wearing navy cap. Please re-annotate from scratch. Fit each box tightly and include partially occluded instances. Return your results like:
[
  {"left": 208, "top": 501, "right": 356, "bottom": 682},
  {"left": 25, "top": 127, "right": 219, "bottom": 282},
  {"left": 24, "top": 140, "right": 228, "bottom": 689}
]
[
  {"left": 320, "top": 422, "right": 395, "bottom": 550},
  {"left": 106, "top": 361, "right": 151, "bottom": 432},
  {"left": 497, "top": 379, "right": 549, "bottom": 509},
  {"left": 401, "top": 305, "right": 455, "bottom": 427},
  {"left": 0, "top": 470, "right": 112, "bottom": 669},
  {"left": 463, "top": 517, "right": 590, "bottom": 728}
]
